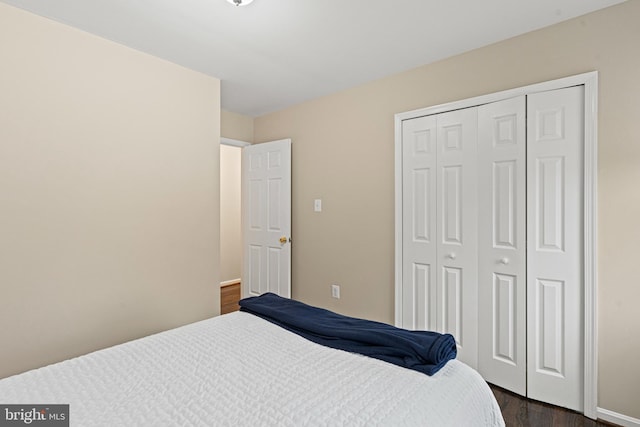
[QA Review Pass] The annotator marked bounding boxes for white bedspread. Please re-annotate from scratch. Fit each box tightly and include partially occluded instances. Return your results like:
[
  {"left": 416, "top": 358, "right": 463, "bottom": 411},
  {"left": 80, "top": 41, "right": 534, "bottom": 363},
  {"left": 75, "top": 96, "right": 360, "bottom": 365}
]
[{"left": 0, "top": 312, "right": 504, "bottom": 426}]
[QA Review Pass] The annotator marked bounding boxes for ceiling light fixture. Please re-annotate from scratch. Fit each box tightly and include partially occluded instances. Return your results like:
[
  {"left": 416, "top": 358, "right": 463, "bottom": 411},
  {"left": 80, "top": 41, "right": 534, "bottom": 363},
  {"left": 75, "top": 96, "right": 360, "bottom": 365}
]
[{"left": 227, "top": 0, "right": 254, "bottom": 6}]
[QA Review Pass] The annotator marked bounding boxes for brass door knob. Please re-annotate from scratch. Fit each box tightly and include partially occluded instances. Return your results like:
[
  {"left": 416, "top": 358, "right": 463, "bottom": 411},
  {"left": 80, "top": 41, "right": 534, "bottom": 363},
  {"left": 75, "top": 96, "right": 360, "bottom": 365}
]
[{"left": 279, "top": 236, "right": 288, "bottom": 244}]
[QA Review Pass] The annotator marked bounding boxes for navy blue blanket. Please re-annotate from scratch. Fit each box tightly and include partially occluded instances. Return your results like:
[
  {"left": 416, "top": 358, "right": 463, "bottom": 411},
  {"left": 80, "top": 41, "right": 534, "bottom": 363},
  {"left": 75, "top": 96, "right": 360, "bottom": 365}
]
[{"left": 239, "top": 293, "right": 457, "bottom": 376}]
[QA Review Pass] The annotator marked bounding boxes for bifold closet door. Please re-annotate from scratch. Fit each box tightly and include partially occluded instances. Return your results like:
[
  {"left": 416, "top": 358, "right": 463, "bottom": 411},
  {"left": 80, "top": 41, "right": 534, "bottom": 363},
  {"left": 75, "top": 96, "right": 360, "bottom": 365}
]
[
  {"left": 527, "top": 86, "right": 584, "bottom": 412},
  {"left": 436, "top": 108, "right": 478, "bottom": 368},
  {"left": 400, "top": 83, "right": 586, "bottom": 411},
  {"left": 401, "top": 109, "right": 478, "bottom": 368},
  {"left": 401, "top": 115, "right": 438, "bottom": 332},
  {"left": 477, "top": 96, "right": 527, "bottom": 395}
]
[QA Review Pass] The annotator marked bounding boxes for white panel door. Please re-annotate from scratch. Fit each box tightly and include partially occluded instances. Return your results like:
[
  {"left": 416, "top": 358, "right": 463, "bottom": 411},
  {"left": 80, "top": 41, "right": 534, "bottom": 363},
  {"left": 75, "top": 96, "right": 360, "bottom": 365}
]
[
  {"left": 242, "top": 139, "right": 292, "bottom": 299},
  {"left": 477, "top": 96, "right": 527, "bottom": 395},
  {"left": 401, "top": 115, "right": 438, "bottom": 331},
  {"left": 436, "top": 108, "right": 478, "bottom": 369},
  {"left": 527, "top": 86, "right": 584, "bottom": 411}
]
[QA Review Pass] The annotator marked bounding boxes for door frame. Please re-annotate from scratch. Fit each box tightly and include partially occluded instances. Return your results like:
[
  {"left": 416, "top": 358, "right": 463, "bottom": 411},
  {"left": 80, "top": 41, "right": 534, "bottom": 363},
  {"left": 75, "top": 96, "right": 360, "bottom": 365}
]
[
  {"left": 394, "top": 71, "right": 598, "bottom": 419},
  {"left": 221, "top": 137, "right": 251, "bottom": 148}
]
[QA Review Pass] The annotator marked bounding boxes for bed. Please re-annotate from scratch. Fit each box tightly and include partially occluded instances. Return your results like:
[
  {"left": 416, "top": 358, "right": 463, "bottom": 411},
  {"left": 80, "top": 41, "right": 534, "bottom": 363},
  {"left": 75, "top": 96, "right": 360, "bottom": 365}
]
[{"left": 0, "top": 302, "right": 504, "bottom": 426}]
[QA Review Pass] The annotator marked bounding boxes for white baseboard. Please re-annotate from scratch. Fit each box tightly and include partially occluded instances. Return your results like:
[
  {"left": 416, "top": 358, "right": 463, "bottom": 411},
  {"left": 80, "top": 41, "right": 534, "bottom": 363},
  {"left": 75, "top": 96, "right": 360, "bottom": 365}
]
[
  {"left": 597, "top": 407, "right": 640, "bottom": 427},
  {"left": 220, "top": 278, "right": 241, "bottom": 288}
]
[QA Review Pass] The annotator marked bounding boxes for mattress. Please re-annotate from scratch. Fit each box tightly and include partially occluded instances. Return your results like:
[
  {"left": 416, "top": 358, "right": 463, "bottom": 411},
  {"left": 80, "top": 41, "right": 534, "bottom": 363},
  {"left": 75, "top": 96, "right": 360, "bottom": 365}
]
[{"left": 0, "top": 311, "right": 504, "bottom": 426}]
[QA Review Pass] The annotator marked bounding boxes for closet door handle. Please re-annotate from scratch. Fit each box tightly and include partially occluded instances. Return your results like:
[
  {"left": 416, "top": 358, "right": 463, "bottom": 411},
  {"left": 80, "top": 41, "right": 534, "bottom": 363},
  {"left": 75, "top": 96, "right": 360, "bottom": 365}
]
[
  {"left": 500, "top": 257, "right": 510, "bottom": 265},
  {"left": 446, "top": 252, "right": 457, "bottom": 260}
]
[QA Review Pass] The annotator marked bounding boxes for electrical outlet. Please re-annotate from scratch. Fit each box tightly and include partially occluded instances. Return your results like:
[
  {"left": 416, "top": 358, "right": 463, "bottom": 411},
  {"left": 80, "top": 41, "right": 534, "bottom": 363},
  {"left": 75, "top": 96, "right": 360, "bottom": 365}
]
[{"left": 331, "top": 284, "right": 340, "bottom": 299}]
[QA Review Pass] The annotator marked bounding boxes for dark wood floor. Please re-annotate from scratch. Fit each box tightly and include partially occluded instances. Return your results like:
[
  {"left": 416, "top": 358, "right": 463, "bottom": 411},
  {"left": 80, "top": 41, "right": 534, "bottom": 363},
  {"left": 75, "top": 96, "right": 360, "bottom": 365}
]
[{"left": 490, "top": 384, "right": 617, "bottom": 427}]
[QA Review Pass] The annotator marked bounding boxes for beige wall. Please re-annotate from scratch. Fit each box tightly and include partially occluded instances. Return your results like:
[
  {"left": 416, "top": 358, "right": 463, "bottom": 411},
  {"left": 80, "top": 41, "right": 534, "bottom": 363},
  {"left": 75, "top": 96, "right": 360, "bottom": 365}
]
[
  {"left": 220, "top": 145, "right": 242, "bottom": 283},
  {"left": 0, "top": 3, "right": 220, "bottom": 379},
  {"left": 254, "top": 1, "right": 640, "bottom": 419},
  {"left": 221, "top": 109, "right": 254, "bottom": 142}
]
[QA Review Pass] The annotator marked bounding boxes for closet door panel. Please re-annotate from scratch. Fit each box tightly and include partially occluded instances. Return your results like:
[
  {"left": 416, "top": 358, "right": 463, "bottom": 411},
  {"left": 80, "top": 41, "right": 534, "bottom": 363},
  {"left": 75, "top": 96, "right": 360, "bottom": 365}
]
[
  {"left": 527, "top": 86, "right": 584, "bottom": 412},
  {"left": 436, "top": 108, "right": 478, "bottom": 368},
  {"left": 401, "top": 116, "right": 438, "bottom": 331},
  {"left": 478, "top": 96, "right": 526, "bottom": 395}
]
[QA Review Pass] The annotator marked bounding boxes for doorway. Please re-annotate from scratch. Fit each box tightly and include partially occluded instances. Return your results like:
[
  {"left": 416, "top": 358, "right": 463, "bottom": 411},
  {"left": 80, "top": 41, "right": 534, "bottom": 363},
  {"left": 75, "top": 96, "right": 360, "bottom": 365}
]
[
  {"left": 220, "top": 138, "right": 250, "bottom": 313},
  {"left": 219, "top": 137, "right": 293, "bottom": 310}
]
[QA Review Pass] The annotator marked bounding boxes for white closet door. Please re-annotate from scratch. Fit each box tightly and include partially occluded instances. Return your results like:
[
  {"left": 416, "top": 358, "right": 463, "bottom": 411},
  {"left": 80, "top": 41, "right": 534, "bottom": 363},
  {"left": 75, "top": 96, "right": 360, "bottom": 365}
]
[
  {"left": 400, "top": 108, "right": 479, "bottom": 370},
  {"left": 401, "top": 115, "right": 438, "bottom": 331},
  {"left": 527, "top": 86, "right": 584, "bottom": 411},
  {"left": 477, "top": 96, "right": 527, "bottom": 395},
  {"left": 436, "top": 108, "right": 478, "bottom": 368}
]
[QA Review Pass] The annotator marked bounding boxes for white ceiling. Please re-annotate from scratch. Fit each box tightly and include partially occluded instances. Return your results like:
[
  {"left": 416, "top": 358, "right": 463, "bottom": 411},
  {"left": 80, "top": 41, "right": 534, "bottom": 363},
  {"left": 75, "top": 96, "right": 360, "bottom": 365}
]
[{"left": 1, "top": 0, "right": 625, "bottom": 117}]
